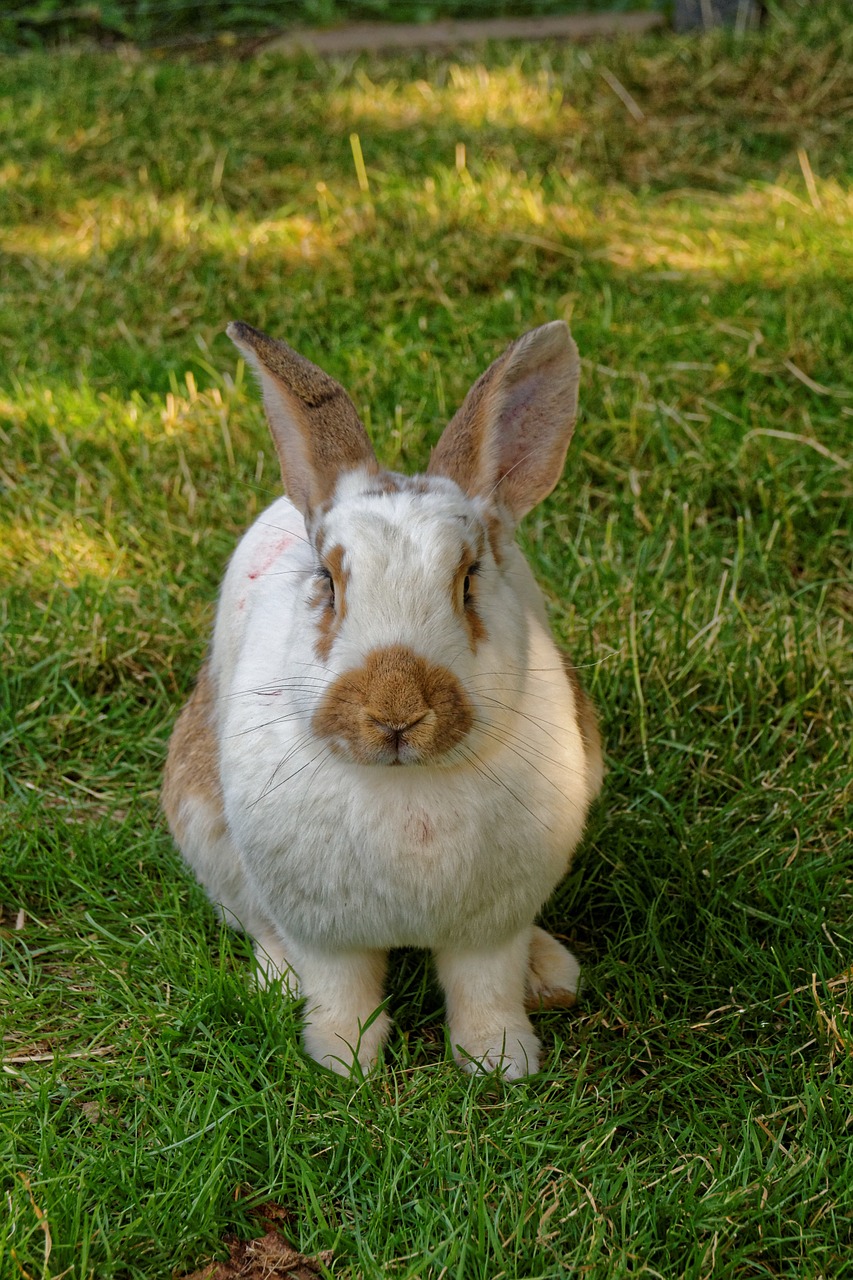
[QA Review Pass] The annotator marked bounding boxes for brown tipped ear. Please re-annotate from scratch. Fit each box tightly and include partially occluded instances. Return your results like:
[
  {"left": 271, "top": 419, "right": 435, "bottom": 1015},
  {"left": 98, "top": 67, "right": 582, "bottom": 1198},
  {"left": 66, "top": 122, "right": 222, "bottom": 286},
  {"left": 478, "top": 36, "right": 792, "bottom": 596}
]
[
  {"left": 227, "top": 321, "right": 378, "bottom": 516},
  {"left": 427, "top": 322, "right": 581, "bottom": 522}
]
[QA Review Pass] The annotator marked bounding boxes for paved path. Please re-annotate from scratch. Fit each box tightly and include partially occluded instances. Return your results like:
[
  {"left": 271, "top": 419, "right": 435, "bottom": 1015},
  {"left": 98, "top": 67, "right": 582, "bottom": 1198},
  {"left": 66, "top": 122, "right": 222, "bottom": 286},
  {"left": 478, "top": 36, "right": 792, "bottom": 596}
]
[{"left": 263, "top": 11, "right": 666, "bottom": 57}]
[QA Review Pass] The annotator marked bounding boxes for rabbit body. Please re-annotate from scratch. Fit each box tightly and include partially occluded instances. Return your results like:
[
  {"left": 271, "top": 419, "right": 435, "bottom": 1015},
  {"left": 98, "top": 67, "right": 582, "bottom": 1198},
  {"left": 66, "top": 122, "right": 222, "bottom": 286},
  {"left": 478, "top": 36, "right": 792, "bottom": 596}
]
[{"left": 164, "top": 320, "right": 603, "bottom": 1079}]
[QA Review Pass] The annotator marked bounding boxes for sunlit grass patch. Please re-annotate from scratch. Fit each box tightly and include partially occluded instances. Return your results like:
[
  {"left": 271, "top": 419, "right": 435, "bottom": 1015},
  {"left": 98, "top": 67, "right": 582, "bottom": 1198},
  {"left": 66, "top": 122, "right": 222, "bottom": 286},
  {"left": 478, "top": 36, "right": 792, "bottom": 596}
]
[{"left": 327, "top": 61, "right": 574, "bottom": 133}]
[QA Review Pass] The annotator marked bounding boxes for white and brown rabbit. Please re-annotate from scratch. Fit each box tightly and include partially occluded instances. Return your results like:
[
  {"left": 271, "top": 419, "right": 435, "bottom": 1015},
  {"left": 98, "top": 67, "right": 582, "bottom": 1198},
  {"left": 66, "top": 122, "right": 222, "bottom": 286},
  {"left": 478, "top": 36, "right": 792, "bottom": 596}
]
[{"left": 162, "top": 319, "right": 603, "bottom": 1079}]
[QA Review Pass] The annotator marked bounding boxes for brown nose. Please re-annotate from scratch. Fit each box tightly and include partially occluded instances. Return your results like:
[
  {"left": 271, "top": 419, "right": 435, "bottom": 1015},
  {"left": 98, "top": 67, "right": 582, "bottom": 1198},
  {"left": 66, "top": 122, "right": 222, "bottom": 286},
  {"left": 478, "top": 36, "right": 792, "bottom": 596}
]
[
  {"left": 369, "top": 710, "right": 429, "bottom": 753},
  {"left": 313, "top": 644, "right": 474, "bottom": 764}
]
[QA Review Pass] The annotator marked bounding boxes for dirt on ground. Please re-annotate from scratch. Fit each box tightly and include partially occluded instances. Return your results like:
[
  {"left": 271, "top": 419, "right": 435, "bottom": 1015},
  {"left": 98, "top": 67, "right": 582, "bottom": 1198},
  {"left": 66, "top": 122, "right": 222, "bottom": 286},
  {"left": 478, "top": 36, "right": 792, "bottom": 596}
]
[{"left": 178, "top": 1203, "right": 334, "bottom": 1280}]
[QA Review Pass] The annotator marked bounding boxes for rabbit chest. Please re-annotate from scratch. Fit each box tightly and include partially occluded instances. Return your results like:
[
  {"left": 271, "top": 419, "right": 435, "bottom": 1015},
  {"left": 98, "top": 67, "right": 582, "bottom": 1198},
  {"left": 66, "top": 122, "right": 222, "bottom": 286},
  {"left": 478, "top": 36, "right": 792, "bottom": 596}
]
[
  {"left": 222, "top": 751, "right": 580, "bottom": 951},
  {"left": 212, "top": 499, "right": 590, "bottom": 951}
]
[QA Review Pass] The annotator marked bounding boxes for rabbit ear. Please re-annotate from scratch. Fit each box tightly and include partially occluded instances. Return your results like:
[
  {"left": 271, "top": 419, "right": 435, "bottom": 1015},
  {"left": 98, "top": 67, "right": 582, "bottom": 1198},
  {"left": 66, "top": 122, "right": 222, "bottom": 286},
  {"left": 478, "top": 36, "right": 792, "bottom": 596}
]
[
  {"left": 427, "top": 322, "right": 580, "bottom": 522},
  {"left": 227, "top": 322, "right": 378, "bottom": 516}
]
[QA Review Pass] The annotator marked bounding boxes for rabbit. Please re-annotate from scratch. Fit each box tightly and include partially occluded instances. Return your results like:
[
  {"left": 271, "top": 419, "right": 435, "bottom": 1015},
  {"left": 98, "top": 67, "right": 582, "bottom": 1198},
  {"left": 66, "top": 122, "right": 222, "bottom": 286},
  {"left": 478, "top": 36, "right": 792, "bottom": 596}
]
[{"left": 162, "top": 319, "right": 604, "bottom": 1080}]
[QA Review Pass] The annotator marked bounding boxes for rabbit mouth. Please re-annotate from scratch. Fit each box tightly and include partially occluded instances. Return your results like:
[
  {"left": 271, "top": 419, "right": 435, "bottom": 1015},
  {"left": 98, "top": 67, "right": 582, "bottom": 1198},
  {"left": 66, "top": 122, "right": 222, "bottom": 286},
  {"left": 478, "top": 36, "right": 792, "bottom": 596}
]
[{"left": 312, "top": 644, "right": 473, "bottom": 766}]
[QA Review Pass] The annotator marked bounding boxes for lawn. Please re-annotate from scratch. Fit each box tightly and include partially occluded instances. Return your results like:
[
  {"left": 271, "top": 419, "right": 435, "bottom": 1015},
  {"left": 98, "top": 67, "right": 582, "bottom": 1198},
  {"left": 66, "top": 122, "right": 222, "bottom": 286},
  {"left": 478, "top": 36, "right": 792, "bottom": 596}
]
[{"left": 1, "top": 3, "right": 851, "bottom": 1276}]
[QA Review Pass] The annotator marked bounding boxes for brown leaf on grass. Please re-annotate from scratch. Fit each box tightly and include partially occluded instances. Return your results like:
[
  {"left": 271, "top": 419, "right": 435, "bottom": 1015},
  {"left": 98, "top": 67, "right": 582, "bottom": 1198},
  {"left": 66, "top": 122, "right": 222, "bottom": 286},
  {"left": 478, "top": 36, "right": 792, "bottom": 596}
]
[
  {"left": 250, "top": 1201, "right": 293, "bottom": 1228},
  {"left": 178, "top": 1230, "right": 333, "bottom": 1280}
]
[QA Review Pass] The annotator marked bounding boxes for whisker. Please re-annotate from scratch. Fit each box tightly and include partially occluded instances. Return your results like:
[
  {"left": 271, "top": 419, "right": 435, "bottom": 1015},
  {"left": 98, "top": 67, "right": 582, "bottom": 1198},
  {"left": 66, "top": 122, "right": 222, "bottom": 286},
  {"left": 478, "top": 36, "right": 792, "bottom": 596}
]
[
  {"left": 256, "top": 520, "right": 311, "bottom": 545},
  {"left": 471, "top": 719, "right": 574, "bottom": 772},
  {"left": 472, "top": 692, "right": 574, "bottom": 741},
  {"left": 460, "top": 745, "right": 554, "bottom": 834},
  {"left": 251, "top": 738, "right": 330, "bottom": 809},
  {"left": 225, "top": 708, "right": 318, "bottom": 738},
  {"left": 469, "top": 727, "right": 587, "bottom": 815},
  {"left": 294, "top": 749, "right": 335, "bottom": 827}
]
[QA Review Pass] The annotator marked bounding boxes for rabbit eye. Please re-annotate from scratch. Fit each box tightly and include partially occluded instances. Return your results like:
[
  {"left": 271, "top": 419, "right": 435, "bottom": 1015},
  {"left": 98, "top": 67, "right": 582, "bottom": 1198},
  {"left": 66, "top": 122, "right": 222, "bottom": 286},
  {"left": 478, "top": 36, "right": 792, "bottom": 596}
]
[
  {"left": 463, "top": 562, "right": 480, "bottom": 606},
  {"left": 318, "top": 567, "right": 335, "bottom": 608}
]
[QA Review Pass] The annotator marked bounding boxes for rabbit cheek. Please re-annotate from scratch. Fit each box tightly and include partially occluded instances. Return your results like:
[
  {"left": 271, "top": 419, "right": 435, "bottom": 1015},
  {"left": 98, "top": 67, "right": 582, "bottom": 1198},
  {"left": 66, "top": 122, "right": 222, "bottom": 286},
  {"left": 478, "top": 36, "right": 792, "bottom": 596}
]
[{"left": 312, "top": 645, "right": 473, "bottom": 765}]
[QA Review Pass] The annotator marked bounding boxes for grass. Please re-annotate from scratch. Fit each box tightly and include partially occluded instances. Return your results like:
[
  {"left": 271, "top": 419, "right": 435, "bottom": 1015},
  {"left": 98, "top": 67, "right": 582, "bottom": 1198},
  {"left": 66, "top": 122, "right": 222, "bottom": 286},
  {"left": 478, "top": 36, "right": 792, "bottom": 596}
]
[{"left": 1, "top": 2, "right": 852, "bottom": 1276}]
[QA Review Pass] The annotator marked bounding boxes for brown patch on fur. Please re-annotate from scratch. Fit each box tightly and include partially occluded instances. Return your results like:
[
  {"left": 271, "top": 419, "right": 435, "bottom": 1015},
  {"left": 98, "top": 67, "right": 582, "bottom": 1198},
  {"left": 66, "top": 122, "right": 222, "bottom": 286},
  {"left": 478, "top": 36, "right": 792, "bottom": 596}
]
[
  {"left": 560, "top": 654, "right": 604, "bottom": 801},
  {"left": 227, "top": 322, "right": 378, "bottom": 514},
  {"left": 403, "top": 475, "right": 436, "bottom": 495},
  {"left": 312, "top": 645, "right": 473, "bottom": 764},
  {"left": 524, "top": 984, "right": 578, "bottom": 1012},
  {"left": 308, "top": 506, "right": 331, "bottom": 546},
  {"left": 311, "top": 543, "right": 348, "bottom": 663},
  {"left": 358, "top": 472, "right": 438, "bottom": 499},
  {"left": 373, "top": 473, "right": 405, "bottom": 494},
  {"left": 162, "top": 661, "right": 225, "bottom": 844},
  {"left": 359, "top": 472, "right": 408, "bottom": 496},
  {"left": 524, "top": 989, "right": 578, "bottom": 1011}
]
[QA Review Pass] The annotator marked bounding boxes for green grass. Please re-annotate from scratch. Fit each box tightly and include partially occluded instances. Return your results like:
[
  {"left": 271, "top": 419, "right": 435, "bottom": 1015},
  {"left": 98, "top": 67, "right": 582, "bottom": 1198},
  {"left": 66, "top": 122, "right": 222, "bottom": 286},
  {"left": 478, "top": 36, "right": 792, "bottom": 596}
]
[{"left": 1, "top": 4, "right": 852, "bottom": 1276}]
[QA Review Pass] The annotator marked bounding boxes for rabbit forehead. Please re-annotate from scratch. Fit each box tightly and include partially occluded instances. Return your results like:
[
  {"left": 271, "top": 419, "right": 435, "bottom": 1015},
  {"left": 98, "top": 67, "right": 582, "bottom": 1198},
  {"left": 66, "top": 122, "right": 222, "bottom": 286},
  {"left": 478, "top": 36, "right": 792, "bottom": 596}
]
[{"left": 318, "top": 470, "right": 485, "bottom": 572}]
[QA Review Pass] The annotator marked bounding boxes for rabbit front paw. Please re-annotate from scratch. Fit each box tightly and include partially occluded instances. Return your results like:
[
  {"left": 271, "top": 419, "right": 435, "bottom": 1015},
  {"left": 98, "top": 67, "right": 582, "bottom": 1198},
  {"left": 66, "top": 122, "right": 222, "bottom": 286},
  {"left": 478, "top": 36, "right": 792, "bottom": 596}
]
[
  {"left": 451, "top": 1020, "right": 541, "bottom": 1080},
  {"left": 303, "top": 1007, "right": 391, "bottom": 1076},
  {"left": 436, "top": 933, "right": 542, "bottom": 1080},
  {"left": 298, "top": 947, "right": 390, "bottom": 1076},
  {"left": 253, "top": 934, "right": 300, "bottom": 995}
]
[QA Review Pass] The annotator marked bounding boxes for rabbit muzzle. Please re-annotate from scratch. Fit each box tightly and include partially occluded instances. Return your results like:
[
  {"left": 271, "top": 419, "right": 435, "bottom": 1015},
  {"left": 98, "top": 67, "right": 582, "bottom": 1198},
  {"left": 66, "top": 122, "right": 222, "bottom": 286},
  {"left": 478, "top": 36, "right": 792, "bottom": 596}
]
[{"left": 312, "top": 644, "right": 473, "bottom": 766}]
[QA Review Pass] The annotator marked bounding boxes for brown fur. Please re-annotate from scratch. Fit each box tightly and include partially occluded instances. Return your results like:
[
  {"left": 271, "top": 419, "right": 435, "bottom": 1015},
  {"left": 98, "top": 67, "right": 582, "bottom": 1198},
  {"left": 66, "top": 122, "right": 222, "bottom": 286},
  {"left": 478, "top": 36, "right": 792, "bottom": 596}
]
[
  {"left": 227, "top": 322, "right": 378, "bottom": 513},
  {"left": 523, "top": 987, "right": 578, "bottom": 1012},
  {"left": 427, "top": 348, "right": 503, "bottom": 497},
  {"left": 161, "top": 661, "right": 225, "bottom": 843},
  {"left": 483, "top": 511, "right": 507, "bottom": 567},
  {"left": 312, "top": 645, "right": 474, "bottom": 764},
  {"left": 560, "top": 655, "right": 605, "bottom": 801},
  {"left": 351, "top": 472, "right": 439, "bottom": 501}
]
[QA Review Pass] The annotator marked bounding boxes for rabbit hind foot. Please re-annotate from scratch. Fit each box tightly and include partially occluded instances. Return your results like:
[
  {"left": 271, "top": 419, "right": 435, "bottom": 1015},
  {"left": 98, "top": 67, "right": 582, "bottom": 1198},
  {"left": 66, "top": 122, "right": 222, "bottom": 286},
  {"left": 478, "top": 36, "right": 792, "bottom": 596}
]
[{"left": 525, "top": 926, "right": 581, "bottom": 1011}]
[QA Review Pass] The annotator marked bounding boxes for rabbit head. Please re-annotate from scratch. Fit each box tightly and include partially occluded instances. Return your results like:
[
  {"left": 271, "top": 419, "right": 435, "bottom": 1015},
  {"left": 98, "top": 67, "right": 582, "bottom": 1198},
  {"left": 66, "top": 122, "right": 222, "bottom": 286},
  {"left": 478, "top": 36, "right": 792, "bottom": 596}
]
[{"left": 227, "top": 320, "right": 581, "bottom": 773}]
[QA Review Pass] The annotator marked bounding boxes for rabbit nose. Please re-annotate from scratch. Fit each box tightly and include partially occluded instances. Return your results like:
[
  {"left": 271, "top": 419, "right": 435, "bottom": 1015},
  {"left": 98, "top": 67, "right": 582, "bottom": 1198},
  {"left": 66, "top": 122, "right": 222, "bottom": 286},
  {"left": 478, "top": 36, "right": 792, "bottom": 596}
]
[
  {"left": 369, "top": 711, "right": 428, "bottom": 734},
  {"left": 312, "top": 644, "right": 474, "bottom": 765},
  {"left": 369, "top": 711, "right": 429, "bottom": 753}
]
